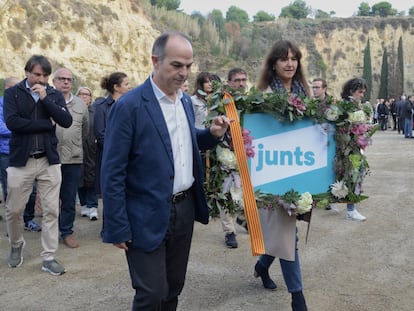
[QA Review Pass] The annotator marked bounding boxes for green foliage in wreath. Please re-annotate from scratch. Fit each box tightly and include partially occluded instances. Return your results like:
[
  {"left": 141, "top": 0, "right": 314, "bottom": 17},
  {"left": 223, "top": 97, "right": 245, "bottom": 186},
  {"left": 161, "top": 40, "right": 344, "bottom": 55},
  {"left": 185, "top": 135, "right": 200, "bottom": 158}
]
[{"left": 204, "top": 83, "right": 379, "bottom": 217}]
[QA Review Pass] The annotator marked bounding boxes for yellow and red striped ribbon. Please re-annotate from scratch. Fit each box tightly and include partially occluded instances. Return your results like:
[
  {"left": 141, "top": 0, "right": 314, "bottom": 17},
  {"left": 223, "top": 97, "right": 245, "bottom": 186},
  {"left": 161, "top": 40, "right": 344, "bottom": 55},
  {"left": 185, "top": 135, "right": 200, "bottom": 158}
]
[{"left": 223, "top": 92, "right": 265, "bottom": 256}]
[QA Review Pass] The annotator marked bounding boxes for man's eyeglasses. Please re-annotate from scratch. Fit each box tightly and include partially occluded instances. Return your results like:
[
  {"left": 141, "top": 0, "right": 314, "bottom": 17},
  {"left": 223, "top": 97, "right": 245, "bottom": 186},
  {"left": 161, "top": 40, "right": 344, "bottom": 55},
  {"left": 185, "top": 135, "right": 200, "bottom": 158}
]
[
  {"left": 78, "top": 92, "right": 91, "bottom": 96},
  {"left": 312, "top": 86, "right": 322, "bottom": 89},
  {"left": 55, "top": 77, "right": 73, "bottom": 82}
]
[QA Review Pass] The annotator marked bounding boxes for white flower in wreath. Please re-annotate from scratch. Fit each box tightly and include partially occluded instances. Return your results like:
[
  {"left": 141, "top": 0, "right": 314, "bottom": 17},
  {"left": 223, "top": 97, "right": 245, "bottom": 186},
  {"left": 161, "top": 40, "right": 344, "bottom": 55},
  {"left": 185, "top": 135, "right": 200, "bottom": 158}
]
[
  {"left": 222, "top": 172, "right": 243, "bottom": 204},
  {"left": 347, "top": 110, "right": 366, "bottom": 124},
  {"left": 230, "top": 184, "right": 243, "bottom": 205},
  {"left": 325, "top": 105, "right": 340, "bottom": 121},
  {"left": 217, "top": 147, "right": 237, "bottom": 169},
  {"left": 296, "top": 192, "right": 313, "bottom": 214},
  {"left": 330, "top": 180, "right": 348, "bottom": 199},
  {"left": 222, "top": 172, "right": 243, "bottom": 205}
]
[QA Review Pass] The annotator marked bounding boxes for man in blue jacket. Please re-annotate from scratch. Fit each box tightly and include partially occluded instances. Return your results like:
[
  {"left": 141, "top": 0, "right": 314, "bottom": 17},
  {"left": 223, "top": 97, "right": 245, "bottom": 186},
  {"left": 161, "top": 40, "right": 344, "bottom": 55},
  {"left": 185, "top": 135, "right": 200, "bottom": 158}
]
[
  {"left": 101, "top": 32, "right": 230, "bottom": 310},
  {"left": 4, "top": 55, "right": 72, "bottom": 275}
]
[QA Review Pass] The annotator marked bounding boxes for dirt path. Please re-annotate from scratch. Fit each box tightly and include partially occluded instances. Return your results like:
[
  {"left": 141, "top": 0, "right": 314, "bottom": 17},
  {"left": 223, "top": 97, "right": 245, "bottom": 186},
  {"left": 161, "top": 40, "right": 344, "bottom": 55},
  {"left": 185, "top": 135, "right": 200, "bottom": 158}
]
[{"left": 1, "top": 130, "right": 413, "bottom": 311}]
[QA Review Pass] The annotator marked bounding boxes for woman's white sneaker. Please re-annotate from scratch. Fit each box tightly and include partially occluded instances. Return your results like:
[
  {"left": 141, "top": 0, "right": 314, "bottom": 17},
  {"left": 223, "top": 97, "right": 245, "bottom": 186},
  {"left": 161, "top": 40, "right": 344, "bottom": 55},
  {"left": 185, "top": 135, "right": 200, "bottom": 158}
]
[
  {"left": 80, "top": 206, "right": 89, "bottom": 217},
  {"left": 346, "top": 209, "right": 366, "bottom": 221},
  {"left": 89, "top": 208, "right": 98, "bottom": 221}
]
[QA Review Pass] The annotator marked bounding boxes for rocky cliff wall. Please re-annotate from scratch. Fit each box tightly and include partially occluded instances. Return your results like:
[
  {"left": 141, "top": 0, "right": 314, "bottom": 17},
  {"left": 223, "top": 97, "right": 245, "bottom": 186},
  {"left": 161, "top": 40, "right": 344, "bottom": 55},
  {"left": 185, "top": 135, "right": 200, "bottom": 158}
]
[
  {"left": 310, "top": 18, "right": 414, "bottom": 98},
  {"left": 0, "top": 0, "right": 158, "bottom": 96}
]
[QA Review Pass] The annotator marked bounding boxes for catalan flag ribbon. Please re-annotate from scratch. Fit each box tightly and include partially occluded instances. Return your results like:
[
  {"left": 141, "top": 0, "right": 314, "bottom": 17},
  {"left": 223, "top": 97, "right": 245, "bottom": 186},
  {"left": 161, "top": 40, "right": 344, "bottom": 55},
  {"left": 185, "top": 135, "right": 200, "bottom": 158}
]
[{"left": 223, "top": 92, "right": 265, "bottom": 256}]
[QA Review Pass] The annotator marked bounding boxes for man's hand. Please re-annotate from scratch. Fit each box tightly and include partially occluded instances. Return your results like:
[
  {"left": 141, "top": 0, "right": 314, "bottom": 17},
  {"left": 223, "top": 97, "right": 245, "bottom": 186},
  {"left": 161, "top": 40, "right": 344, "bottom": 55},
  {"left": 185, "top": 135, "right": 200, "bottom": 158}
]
[
  {"left": 113, "top": 242, "right": 129, "bottom": 251},
  {"left": 209, "top": 115, "right": 232, "bottom": 139},
  {"left": 30, "top": 84, "right": 47, "bottom": 100}
]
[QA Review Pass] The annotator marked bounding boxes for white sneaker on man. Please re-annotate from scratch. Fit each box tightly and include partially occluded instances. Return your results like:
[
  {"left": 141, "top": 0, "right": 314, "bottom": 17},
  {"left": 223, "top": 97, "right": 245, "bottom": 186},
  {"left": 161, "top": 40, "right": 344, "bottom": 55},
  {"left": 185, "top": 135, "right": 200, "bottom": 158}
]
[
  {"left": 89, "top": 208, "right": 98, "bottom": 221},
  {"left": 80, "top": 205, "right": 89, "bottom": 217},
  {"left": 346, "top": 209, "right": 366, "bottom": 221}
]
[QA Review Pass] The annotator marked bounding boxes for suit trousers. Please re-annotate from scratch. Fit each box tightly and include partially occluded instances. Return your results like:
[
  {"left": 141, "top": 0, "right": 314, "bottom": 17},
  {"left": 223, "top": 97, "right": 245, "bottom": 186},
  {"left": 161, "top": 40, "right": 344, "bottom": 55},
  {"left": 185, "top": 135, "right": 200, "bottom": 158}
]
[
  {"left": 6, "top": 157, "right": 62, "bottom": 261},
  {"left": 59, "top": 163, "right": 82, "bottom": 238},
  {"left": 126, "top": 191, "right": 195, "bottom": 311}
]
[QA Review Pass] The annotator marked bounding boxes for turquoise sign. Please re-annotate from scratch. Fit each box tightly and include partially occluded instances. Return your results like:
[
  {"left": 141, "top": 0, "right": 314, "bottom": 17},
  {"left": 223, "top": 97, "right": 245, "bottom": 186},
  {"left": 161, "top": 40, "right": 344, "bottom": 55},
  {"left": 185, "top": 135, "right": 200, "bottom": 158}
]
[{"left": 244, "top": 113, "right": 336, "bottom": 195}]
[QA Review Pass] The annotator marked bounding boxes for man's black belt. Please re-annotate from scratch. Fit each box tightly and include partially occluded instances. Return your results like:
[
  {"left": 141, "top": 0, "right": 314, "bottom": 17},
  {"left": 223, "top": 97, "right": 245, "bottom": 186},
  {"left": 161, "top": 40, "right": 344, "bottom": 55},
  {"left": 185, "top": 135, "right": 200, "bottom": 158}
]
[
  {"left": 171, "top": 189, "right": 190, "bottom": 204},
  {"left": 29, "top": 152, "right": 46, "bottom": 159}
]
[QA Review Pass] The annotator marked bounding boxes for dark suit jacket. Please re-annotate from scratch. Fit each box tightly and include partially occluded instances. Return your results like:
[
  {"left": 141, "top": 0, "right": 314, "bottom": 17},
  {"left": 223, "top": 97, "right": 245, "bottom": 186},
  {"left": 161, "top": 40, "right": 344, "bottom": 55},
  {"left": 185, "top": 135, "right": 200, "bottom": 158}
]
[
  {"left": 101, "top": 78, "right": 218, "bottom": 252},
  {"left": 93, "top": 96, "right": 114, "bottom": 194}
]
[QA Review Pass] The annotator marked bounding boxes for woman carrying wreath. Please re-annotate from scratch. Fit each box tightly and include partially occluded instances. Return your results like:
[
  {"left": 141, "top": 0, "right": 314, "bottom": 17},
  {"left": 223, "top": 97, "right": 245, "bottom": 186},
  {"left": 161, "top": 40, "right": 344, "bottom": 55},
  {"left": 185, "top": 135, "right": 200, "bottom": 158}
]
[
  {"left": 253, "top": 40, "right": 309, "bottom": 311},
  {"left": 339, "top": 78, "right": 369, "bottom": 221}
]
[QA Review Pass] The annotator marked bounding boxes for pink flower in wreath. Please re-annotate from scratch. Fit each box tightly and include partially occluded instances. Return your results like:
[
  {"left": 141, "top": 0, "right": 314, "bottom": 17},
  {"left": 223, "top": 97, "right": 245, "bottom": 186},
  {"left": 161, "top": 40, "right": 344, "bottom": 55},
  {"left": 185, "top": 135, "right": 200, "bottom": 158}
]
[
  {"left": 350, "top": 124, "right": 368, "bottom": 136},
  {"left": 228, "top": 128, "right": 255, "bottom": 159},
  {"left": 357, "top": 135, "right": 370, "bottom": 149},
  {"left": 242, "top": 128, "right": 255, "bottom": 158},
  {"left": 289, "top": 94, "right": 306, "bottom": 112}
]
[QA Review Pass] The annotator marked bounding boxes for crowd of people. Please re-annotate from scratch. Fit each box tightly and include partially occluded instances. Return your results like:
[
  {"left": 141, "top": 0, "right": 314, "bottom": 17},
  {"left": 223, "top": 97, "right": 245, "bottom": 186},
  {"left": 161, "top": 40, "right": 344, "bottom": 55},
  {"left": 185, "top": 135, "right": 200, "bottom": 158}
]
[
  {"left": 1, "top": 30, "right": 410, "bottom": 311},
  {"left": 0, "top": 55, "right": 131, "bottom": 275},
  {"left": 372, "top": 95, "right": 414, "bottom": 137}
]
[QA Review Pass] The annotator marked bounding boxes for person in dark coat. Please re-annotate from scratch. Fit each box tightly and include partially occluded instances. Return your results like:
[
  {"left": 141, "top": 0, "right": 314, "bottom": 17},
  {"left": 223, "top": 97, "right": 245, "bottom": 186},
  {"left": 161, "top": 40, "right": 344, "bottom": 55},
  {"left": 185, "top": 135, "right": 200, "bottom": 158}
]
[
  {"left": 76, "top": 86, "right": 99, "bottom": 221},
  {"left": 4, "top": 55, "right": 72, "bottom": 275},
  {"left": 101, "top": 31, "right": 230, "bottom": 310},
  {"left": 93, "top": 72, "right": 131, "bottom": 195}
]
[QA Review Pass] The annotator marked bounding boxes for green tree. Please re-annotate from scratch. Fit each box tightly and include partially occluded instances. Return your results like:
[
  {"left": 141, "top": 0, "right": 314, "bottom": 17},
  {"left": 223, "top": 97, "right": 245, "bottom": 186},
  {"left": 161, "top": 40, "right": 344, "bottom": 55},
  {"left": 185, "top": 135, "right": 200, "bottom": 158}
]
[
  {"left": 190, "top": 11, "right": 205, "bottom": 27},
  {"left": 378, "top": 48, "right": 388, "bottom": 100},
  {"left": 409, "top": 6, "right": 414, "bottom": 16},
  {"left": 357, "top": 2, "right": 371, "bottom": 16},
  {"left": 226, "top": 6, "right": 249, "bottom": 27},
  {"left": 150, "top": 0, "right": 181, "bottom": 11},
  {"left": 371, "top": 2, "right": 397, "bottom": 17},
  {"left": 253, "top": 10, "right": 275, "bottom": 22},
  {"left": 208, "top": 9, "right": 226, "bottom": 40},
  {"left": 279, "top": 0, "right": 310, "bottom": 19},
  {"left": 209, "top": 10, "right": 224, "bottom": 30},
  {"left": 362, "top": 39, "right": 373, "bottom": 102},
  {"left": 398, "top": 36, "right": 404, "bottom": 94},
  {"left": 314, "top": 9, "right": 330, "bottom": 19}
]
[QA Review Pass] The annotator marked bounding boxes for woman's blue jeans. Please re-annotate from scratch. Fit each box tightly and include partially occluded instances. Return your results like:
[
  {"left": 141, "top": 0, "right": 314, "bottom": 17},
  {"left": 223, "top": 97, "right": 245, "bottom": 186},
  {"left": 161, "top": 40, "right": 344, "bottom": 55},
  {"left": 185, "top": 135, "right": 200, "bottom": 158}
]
[
  {"left": 258, "top": 228, "right": 303, "bottom": 293},
  {"left": 78, "top": 186, "right": 98, "bottom": 208},
  {"left": 404, "top": 118, "right": 413, "bottom": 138}
]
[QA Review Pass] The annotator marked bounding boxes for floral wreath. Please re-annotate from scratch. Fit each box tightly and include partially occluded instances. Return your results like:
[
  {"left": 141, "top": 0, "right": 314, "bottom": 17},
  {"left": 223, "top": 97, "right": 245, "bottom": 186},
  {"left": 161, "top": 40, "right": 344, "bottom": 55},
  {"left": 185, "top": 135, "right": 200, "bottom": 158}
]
[{"left": 204, "top": 83, "right": 379, "bottom": 219}]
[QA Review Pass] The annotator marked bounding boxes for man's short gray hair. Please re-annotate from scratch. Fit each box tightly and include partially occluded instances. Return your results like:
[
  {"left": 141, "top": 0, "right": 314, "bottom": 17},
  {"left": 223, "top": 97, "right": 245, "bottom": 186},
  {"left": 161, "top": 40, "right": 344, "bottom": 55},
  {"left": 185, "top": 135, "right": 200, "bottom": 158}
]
[{"left": 152, "top": 31, "right": 191, "bottom": 62}]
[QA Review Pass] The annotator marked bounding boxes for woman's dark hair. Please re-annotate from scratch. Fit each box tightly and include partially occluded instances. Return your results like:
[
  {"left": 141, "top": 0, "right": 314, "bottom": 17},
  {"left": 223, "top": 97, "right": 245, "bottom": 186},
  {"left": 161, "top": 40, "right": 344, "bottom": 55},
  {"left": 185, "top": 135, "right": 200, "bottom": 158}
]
[
  {"left": 210, "top": 74, "right": 221, "bottom": 82},
  {"left": 192, "top": 71, "right": 211, "bottom": 97},
  {"left": 341, "top": 78, "right": 368, "bottom": 100},
  {"left": 100, "top": 72, "right": 127, "bottom": 95},
  {"left": 257, "top": 40, "right": 310, "bottom": 96}
]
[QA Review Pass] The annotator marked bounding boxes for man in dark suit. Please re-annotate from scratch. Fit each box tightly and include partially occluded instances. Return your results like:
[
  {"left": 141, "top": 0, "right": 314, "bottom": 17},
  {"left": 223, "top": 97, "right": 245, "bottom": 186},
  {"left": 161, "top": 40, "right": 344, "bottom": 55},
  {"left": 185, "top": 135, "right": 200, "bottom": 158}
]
[{"left": 101, "top": 32, "right": 230, "bottom": 310}]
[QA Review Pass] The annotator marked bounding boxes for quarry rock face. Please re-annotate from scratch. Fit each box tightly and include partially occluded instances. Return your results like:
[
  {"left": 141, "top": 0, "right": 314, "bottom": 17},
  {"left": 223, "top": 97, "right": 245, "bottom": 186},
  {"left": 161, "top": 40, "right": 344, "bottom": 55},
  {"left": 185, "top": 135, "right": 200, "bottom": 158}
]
[{"left": 0, "top": 0, "right": 158, "bottom": 95}]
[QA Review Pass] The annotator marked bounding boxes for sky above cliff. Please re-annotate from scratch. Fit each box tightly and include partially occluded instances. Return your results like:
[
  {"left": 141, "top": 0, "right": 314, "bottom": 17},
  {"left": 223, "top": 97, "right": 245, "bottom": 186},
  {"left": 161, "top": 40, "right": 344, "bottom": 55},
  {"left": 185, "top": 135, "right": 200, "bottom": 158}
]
[{"left": 179, "top": 0, "right": 410, "bottom": 18}]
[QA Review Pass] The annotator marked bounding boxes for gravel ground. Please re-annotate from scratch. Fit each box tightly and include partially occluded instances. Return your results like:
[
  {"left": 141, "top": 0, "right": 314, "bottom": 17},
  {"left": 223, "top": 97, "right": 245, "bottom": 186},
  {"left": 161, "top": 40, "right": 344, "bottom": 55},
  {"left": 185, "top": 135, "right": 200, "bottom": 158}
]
[{"left": 1, "top": 129, "right": 413, "bottom": 311}]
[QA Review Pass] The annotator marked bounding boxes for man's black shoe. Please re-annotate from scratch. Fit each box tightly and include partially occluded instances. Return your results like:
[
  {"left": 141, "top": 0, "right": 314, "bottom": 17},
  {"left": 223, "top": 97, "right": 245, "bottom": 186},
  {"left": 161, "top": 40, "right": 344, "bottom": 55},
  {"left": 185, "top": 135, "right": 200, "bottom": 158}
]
[{"left": 225, "top": 232, "right": 238, "bottom": 248}]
